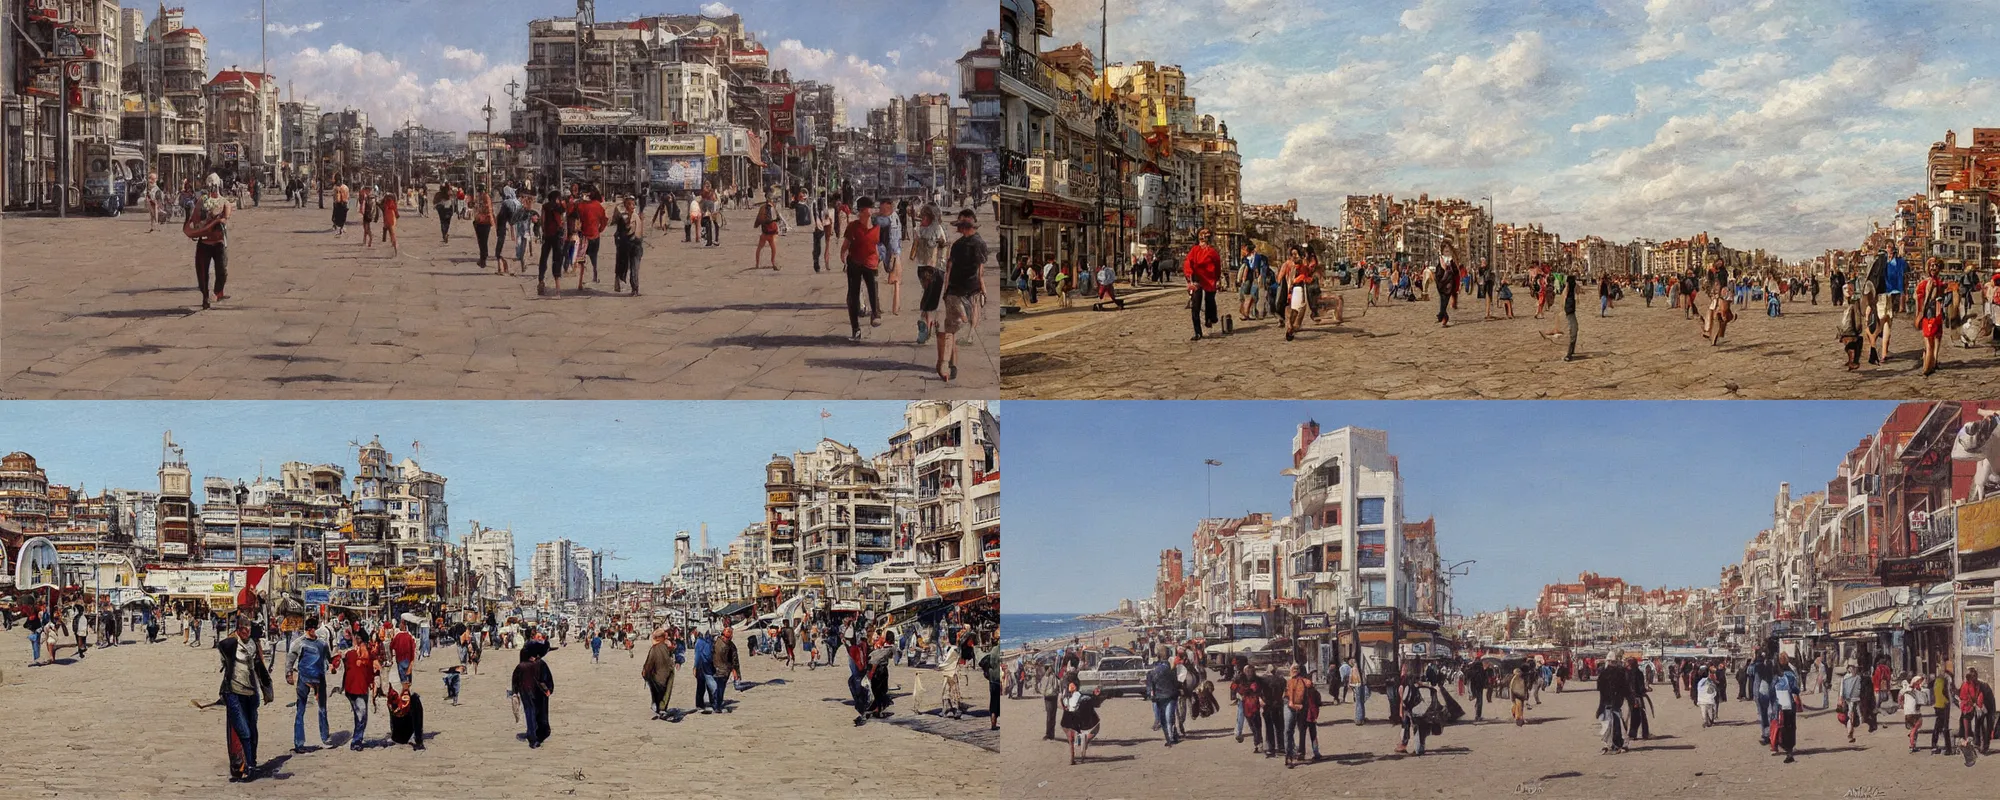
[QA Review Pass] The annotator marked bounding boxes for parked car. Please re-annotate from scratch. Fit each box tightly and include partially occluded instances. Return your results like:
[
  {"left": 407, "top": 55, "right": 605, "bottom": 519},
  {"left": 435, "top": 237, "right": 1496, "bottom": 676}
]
[{"left": 1077, "top": 655, "right": 1150, "bottom": 697}]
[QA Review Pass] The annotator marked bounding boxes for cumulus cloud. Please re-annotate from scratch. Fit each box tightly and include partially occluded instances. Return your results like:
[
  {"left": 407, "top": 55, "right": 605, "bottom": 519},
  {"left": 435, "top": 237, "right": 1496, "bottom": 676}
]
[
  {"left": 441, "top": 46, "right": 487, "bottom": 72},
  {"left": 700, "top": 2, "right": 735, "bottom": 17},
  {"left": 266, "top": 21, "right": 324, "bottom": 37},
  {"left": 279, "top": 43, "right": 522, "bottom": 134},
  {"left": 770, "top": 39, "right": 898, "bottom": 112},
  {"left": 885, "top": 50, "right": 902, "bottom": 66}
]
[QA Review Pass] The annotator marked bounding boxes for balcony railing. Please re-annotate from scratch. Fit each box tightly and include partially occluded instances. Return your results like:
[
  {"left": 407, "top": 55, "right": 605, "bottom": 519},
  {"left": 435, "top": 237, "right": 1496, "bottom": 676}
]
[{"left": 1000, "top": 43, "right": 1056, "bottom": 101}]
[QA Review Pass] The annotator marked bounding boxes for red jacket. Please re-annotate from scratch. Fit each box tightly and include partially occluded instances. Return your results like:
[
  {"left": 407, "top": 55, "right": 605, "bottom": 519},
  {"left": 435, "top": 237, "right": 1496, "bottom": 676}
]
[
  {"left": 1184, "top": 244, "right": 1221, "bottom": 291},
  {"left": 391, "top": 630, "right": 416, "bottom": 664},
  {"left": 334, "top": 645, "right": 379, "bottom": 697}
]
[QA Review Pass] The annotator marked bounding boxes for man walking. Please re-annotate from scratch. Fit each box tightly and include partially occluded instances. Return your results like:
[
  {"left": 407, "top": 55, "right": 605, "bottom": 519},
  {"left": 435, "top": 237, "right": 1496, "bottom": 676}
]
[
  {"left": 286, "top": 618, "right": 334, "bottom": 753},
  {"left": 1597, "top": 653, "right": 1630, "bottom": 754},
  {"left": 215, "top": 617, "right": 275, "bottom": 782},
  {"left": 331, "top": 629, "right": 379, "bottom": 751},
  {"left": 711, "top": 628, "right": 741, "bottom": 714},
  {"left": 390, "top": 622, "right": 417, "bottom": 687},
  {"left": 1183, "top": 229, "right": 1222, "bottom": 341},
  {"left": 842, "top": 197, "right": 884, "bottom": 339},
  {"left": 642, "top": 629, "right": 681, "bottom": 721},
  {"left": 1146, "top": 654, "right": 1181, "bottom": 746}
]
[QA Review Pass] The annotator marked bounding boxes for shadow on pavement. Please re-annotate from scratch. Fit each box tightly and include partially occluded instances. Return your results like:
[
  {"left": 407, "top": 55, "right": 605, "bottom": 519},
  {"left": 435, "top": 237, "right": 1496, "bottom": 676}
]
[
  {"left": 64, "top": 307, "right": 196, "bottom": 321},
  {"left": 701, "top": 334, "right": 858, "bottom": 349},
  {"left": 802, "top": 358, "right": 934, "bottom": 374}
]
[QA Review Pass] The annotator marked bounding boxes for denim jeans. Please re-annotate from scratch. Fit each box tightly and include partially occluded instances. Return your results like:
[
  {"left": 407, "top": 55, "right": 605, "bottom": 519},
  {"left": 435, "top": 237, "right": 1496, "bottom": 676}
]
[
  {"left": 28, "top": 631, "right": 39, "bottom": 662},
  {"left": 397, "top": 660, "right": 412, "bottom": 686},
  {"left": 1756, "top": 695, "right": 1773, "bottom": 735},
  {"left": 522, "top": 692, "right": 542, "bottom": 744},
  {"left": 346, "top": 693, "right": 369, "bottom": 747},
  {"left": 224, "top": 692, "right": 260, "bottom": 776},
  {"left": 1600, "top": 708, "right": 1625, "bottom": 749},
  {"left": 295, "top": 680, "right": 329, "bottom": 748},
  {"left": 695, "top": 671, "right": 714, "bottom": 710},
  {"left": 1284, "top": 706, "right": 1301, "bottom": 757},
  {"left": 1355, "top": 684, "right": 1370, "bottom": 723},
  {"left": 1236, "top": 702, "right": 1250, "bottom": 738},
  {"left": 708, "top": 673, "right": 730, "bottom": 711},
  {"left": 1152, "top": 697, "right": 1179, "bottom": 743}
]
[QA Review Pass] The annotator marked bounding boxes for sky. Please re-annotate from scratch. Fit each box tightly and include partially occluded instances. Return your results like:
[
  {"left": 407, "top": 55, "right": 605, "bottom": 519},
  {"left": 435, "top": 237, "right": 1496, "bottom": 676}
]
[
  {"left": 1003, "top": 400, "right": 1904, "bottom": 616},
  {"left": 1042, "top": 0, "right": 2000, "bottom": 258},
  {"left": 156, "top": 0, "right": 982, "bottom": 135},
  {"left": 0, "top": 401, "right": 913, "bottom": 581}
]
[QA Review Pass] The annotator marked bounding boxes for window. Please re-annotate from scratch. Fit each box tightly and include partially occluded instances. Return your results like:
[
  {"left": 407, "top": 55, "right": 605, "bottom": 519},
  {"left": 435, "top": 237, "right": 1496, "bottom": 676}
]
[
  {"left": 1362, "top": 577, "right": 1387, "bottom": 607},
  {"left": 1357, "top": 530, "right": 1386, "bottom": 569},
  {"left": 1358, "top": 497, "right": 1385, "bottom": 525},
  {"left": 1319, "top": 506, "right": 1340, "bottom": 528}
]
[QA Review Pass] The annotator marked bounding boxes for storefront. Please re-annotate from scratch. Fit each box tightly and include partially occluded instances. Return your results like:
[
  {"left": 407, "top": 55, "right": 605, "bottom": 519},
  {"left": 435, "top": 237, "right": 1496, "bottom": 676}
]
[
  {"left": 1956, "top": 495, "right": 2000, "bottom": 681},
  {"left": 1015, "top": 195, "right": 1088, "bottom": 270}
]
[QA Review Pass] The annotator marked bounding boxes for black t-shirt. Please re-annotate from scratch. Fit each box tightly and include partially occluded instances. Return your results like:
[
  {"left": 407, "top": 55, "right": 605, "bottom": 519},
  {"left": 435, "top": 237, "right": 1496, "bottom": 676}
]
[
  {"left": 946, "top": 233, "right": 988, "bottom": 297},
  {"left": 24, "top": 614, "right": 45, "bottom": 633},
  {"left": 793, "top": 200, "right": 813, "bottom": 226},
  {"left": 1563, "top": 276, "right": 1578, "bottom": 316}
]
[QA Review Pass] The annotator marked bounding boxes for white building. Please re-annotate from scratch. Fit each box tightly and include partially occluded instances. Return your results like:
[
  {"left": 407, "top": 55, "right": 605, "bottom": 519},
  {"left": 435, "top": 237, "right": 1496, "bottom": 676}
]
[
  {"left": 531, "top": 538, "right": 576, "bottom": 607},
  {"left": 1286, "top": 423, "right": 1411, "bottom": 617},
  {"left": 644, "top": 62, "right": 727, "bottom": 126},
  {"left": 465, "top": 523, "right": 516, "bottom": 603}
]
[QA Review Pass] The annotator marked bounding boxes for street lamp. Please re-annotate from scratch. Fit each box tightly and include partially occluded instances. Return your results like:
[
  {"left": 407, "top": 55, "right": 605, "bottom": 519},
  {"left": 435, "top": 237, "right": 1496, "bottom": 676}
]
[
  {"left": 232, "top": 481, "right": 249, "bottom": 567},
  {"left": 1203, "top": 459, "right": 1223, "bottom": 519}
]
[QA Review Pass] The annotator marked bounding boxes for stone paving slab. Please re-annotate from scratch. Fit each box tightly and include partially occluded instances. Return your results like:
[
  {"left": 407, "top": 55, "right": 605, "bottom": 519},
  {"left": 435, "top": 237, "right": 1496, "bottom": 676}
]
[
  {"left": 1000, "top": 282, "right": 2000, "bottom": 400},
  {"left": 2, "top": 207, "right": 998, "bottom": 399}
]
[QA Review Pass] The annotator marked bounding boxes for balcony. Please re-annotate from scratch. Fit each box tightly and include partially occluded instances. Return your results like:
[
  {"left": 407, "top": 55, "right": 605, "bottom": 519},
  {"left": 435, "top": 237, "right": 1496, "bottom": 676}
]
[{"left": 998, "top": 44, "right": 1058, "bottom": 111}]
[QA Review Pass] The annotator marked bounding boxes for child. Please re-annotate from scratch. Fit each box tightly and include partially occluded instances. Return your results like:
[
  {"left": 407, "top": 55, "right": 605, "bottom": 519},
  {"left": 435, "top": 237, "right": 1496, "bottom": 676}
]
[
  {"left": 440, "top": 664, "right": 465, "bottom": 705},
  {"left": 1498, "top": 282, "right": 1515, "bottom": 319},
  {"left": 1697, "top": 670, "right": 1718, "bottom": 727}
]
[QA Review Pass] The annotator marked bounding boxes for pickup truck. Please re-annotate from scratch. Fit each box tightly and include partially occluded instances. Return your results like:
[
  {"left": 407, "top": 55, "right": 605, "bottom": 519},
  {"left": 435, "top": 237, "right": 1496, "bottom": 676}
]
[{"left": 1078, "top": 655, "right": 1151, "bottom": 697}]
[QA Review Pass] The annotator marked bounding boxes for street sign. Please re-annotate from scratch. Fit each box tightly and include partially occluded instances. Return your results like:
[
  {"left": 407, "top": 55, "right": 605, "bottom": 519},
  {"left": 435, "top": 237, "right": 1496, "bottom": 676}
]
[
  {"left": 66, "top": 62, "right": 83, "bottom": 81},
  {"left": 53, "top": 29, "right": 85, "bottom": 59}
]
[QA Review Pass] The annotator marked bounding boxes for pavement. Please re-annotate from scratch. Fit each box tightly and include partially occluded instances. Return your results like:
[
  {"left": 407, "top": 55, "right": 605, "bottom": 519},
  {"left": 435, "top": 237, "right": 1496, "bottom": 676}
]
[
  {"left": 1, "top": 205, "right": 999, "bottom": 399},
  {"left": 0, "top": 625, "right": 994, "bottom": 798},
  {"left": 1002, "top": 674, "right": 1994, "bottom": 799},
  {"left": 1000, "top": 281, "right": 2000, "bottom": 400}
]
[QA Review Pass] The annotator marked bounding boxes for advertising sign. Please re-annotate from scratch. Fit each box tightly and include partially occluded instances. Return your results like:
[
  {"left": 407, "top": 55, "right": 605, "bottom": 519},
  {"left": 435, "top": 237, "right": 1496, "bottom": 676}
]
[
  {"left": 770, "top": 92, "right": 796, "bottom": 137},
  {"left": 143, "top": 568, "right": 236, "bottom": 597},
  {"left": 303, "top": 587, "right": 332, "bottom": 605},
  {"left": 1966, "top": 610, "right": 1994, "bottom": 656},
  {"left": 1880, "top": 551, "right": 1955, "bottom": 586},
  {"left": 1959, "top": 496, "right": 2000, "bottom": 574},
  {"left": 15, "top": 538, "right": 60, "bottom": 590},
  {"left": 649, "top": 155, "right": 705, "bottom": 191}
]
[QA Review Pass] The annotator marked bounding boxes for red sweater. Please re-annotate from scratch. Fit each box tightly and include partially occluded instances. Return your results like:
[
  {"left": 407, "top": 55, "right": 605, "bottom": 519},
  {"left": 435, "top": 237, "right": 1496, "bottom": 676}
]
[{"left": 1184, "top": 244, "right": 1221, "bottom": 291}]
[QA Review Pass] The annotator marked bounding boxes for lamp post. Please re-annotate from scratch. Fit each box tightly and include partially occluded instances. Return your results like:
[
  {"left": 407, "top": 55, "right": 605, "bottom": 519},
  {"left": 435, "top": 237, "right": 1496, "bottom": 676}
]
[
  {"left": 1203, "top": 458, "right": 1223, "bottom": 519},
  {"left": 232, "top": 481, "right": 248, "bottom": 566}
]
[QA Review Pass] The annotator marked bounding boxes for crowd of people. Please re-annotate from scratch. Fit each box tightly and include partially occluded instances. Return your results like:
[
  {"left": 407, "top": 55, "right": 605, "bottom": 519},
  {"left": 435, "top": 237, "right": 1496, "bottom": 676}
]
[
  {"left": 1011, "top": 632, "right": 2000, "bottom": 773},
  {"left": 1006, "top": 236, "right": 2000, "bottom": 374}
]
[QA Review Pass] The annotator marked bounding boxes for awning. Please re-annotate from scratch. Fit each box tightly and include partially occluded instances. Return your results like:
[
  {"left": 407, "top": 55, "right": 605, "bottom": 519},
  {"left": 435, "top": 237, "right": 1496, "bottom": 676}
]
[
  {"left": 712, "top": 601, "right": 754, "bottom": 617},
  {"left": 1832, "top": 607, "right": 1903, "bottom": 636},
  {"left": 881, "top": 596, "right": 948, "bottom": 627},
  {"left": 1204, "top": 638, "right": 1273, "bottom": 656}
]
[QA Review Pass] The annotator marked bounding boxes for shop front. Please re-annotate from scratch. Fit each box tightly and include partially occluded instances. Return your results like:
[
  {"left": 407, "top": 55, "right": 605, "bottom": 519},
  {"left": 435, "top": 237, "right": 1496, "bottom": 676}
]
[{"left": 1015, "top": 195, "right": 1088, "bottom": 270}]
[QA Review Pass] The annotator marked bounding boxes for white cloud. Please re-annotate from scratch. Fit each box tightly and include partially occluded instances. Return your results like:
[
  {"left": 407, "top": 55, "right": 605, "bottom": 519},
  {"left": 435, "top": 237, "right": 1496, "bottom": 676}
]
[
  {"left": 885, "top": 50, "right": 902, "bottom": 66},
  {"left": 266, "top": 21, "right": 324, "bottom": 37},
  {"left": 1394, "top": 31, "right": 1570, "bottom": 166},
  {"left": 700, "top": 2, "right": 735, "bottom": 17},
  {"left": 1399, "top": 0, "right": 1447, "bottom": 33},
  {"left": 441, "top": 46, "right": 487, "bottom": 72},
  {"left": 280, "top": 43, "right": 522, "bottom": 135},
  {"left": 771, "top": 39, "right": 898, "bottom": 112}
]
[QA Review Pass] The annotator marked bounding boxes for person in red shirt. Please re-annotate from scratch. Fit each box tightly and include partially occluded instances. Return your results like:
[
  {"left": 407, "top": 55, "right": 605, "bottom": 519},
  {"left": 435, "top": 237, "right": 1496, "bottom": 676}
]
[
  {"left": 1183, "top": 228, "right": 1222, "bottom": 340},
  {"left": 331, "top": 635, "right": 380, "bottom": 751},
  {"left": 842, "top": 197, "right": 884, "bottom": 339},
  {"left": 390, "top": 623, "right": 418, "bottom": 686},
  {"left": 574, "top": 189, "right": 609, "bottom": 288}
]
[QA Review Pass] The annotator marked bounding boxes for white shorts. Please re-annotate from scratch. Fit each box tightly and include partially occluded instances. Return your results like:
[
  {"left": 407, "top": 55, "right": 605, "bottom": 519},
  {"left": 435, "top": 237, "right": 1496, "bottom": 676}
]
[{"left": 1290, "top": 286, "right": 1308, "bottom": 310}]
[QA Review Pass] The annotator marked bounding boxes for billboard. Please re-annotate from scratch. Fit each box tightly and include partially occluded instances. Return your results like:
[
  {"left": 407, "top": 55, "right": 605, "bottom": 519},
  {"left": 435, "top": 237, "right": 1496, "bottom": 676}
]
[
  {"left": 649, "top": 156, "right": 706, "bottom": 191},
  {"left": 15, "top": 538, "right": 60, "bottom": 590},
  {"left": 646, "top": 135, "right": 706, "bottom": 156},
  {"left": 1959, "top": 496, "right": 2000, "bottom": 574}
]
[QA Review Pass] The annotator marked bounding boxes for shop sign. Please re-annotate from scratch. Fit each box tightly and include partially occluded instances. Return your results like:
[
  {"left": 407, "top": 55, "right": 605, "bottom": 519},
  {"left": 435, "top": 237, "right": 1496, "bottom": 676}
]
[
  {"left": 1842, "top": 588, "right": 1896, "bottom": 619},
  {"left": 646, "top": 135, "right": 705, "bottom": 156},
  {"left": 767, "top": 491, "right": 794, "bottom": 503},
  {"left": 1880, "top": 551, "right": 1955, "bottom": 586},
  {"left": 53, "top": 28, "right": 86, "bottom": 60},
  {"left": 1358, "top": 608, "right": 1395, "bottom": 626},
  {"left": 1301, "top": 613, "right": 1331, "bottom": 630},
  {"left": 1020, "top": 199, "right": 1085, "bottom": 223},
  {"left": 1959, "top": 496, "right": 2000, "bottom": 574}
]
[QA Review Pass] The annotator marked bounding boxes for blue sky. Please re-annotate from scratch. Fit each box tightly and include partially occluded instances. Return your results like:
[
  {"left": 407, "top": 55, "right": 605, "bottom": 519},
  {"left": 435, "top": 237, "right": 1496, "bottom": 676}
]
[
  {"left": 162, "top": 0, "right": 981, "bottom": 134},
  {"left": 1042, "top": 0, "right": 2000, "bottom": 257},
  {"left": 1003, "top": 401, "right": 1902, "bottom": 615},
  {"left": 0, "top": 401, "right": 911, "bottom": 581}
]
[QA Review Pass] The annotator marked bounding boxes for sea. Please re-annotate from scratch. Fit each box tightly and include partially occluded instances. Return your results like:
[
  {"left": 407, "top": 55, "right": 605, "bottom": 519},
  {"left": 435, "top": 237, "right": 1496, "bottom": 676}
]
[{"left": 1001, "top": 613, "right": 1126, "bottom": 651}]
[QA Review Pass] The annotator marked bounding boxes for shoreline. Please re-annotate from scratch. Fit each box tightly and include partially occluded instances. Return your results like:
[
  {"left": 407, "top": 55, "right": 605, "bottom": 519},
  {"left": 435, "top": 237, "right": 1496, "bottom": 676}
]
[{"left": 1003, "top": 623, "right": 1131, "bottom": 658}]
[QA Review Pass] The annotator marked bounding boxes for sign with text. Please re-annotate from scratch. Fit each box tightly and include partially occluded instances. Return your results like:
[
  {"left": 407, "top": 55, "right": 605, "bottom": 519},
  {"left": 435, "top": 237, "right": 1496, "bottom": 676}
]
[
  {"left": 1879, "top": 552, "right": 1954, "bottom": 586},
  {"left": 648, "top": 155, "right": 705, "bottom": 191}
]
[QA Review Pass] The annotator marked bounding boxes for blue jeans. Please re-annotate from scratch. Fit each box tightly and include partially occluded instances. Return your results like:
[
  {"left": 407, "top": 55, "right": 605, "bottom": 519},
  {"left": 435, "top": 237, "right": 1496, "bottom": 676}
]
[
  {"left": 396, "top": 660, "right": 412, "bottom": 686},
  {"left": 1152, "top": 697, "right": 1179, "bottom": 743},
  {"left": 224, "top": 692, "right": 260, "bottom": 775},
  {"left": 695, "top": 671, "right": 714, "bottom": 710},
  {"left": 419, "top": 633, "right": 431, "bottom": 658},
  {"left": 28, "top": 631, "right": 39, "bottom": 662},
  {"left": 1756, "top": 695, "right": 1773, "bottom": 734},
  {"left": 295, "top": 680, "right": 329, "bottom": 748},
  {"left": 522, "top": 692, "right": 542, "bottom": 745},
  {"left": 708, "top": 673, "right": 730, "bottom": 711},
  {"left": 1355, "top": 684, "right": 1370, "bottom": 723},
  {"left": 346, "top": 693, "right": 369, "bottom": 748},
  {"left": 1236, "top": 701, "right": 1250, "bottom": 738}
]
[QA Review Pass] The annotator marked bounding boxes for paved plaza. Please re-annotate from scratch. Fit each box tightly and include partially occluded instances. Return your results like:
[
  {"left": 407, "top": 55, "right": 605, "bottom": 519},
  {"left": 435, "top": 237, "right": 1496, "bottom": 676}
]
[
  {"left": 1000, "top": 282, "right": 2000, "bottom": 400},
  {"left": 0, "top": 625, "right": 994, "bottom": 798},
  {"left": 1, "top": 206, "right": 998, "bottom": 399},
  {"left": 1003, "top": 675, "right": 1993, "bottom": 799}
]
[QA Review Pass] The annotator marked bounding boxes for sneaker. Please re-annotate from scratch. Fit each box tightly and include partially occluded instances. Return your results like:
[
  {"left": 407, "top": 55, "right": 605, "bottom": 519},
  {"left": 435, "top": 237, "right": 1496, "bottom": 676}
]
[{"left": 917, "top": 319, "right": 931, "bottom": 344}]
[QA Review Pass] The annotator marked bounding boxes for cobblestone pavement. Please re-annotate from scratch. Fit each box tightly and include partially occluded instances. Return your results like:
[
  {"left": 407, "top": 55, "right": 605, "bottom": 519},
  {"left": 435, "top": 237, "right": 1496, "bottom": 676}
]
[
  {"left": 0, "top": 626, "right": 994, "bottom": 798},
  {"left": 2, "top": 206, "right": 998, "bottom": 399},
  {"left": 1000, "top": 282, "right": 2000, "bottom": 400},
  {"left": 1003, "top": 674, "right": 1992, "bottom": 799}
]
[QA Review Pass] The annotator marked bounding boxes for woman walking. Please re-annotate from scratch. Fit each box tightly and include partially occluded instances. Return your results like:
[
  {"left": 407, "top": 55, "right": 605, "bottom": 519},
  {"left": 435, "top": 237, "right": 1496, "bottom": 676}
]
[
  {"left": 472, "top": 186, "right": 495, "bottom": 269},
  {"left": 359, "top": 185, "right": 377, "bottom": 248},
  {"left": 379, "top": 190, "right": 399, "bottom": 257},
  {"left": 435, "top": 184, "right": 456, "bottom": 244},
  {"left": 1060, "top": 679, "right": 1102, "bottom": 765}
]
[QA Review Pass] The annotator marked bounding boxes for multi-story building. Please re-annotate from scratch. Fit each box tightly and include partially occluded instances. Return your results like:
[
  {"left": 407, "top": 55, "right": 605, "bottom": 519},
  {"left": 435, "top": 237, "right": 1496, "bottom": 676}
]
[
  {"left": 3, "top": 0, "right": 129, "bottom": 209},
  {"left": 531, "top": 538, "right": 577, "bottom": 607},
  {"left": 893, "top": 401, "right": 1000, "bottom": 585},
  {"left": 1285, "top": 422, "right": 1415, "bottom": 618},
  {"left": 0, "top": 452, "right": 52, "bottom": 532},
  {"left": 155, "top": 434, "right": 197, "bottom": 562},
  {"left": 204, "top": 67, "right": 280, "bottom": 184},
  {"left": 464, "top": 523, "right": 517, "bottom": 603}
]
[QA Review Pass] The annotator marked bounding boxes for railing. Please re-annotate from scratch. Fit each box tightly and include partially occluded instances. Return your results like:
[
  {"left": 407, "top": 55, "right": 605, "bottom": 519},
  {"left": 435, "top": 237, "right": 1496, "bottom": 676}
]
[
  {"left": 1000, "top": 43, "right": 1057, "bottom": 100},
  {"left": 1828, "top": 553, "right": 1875, "bottom": 577}
]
